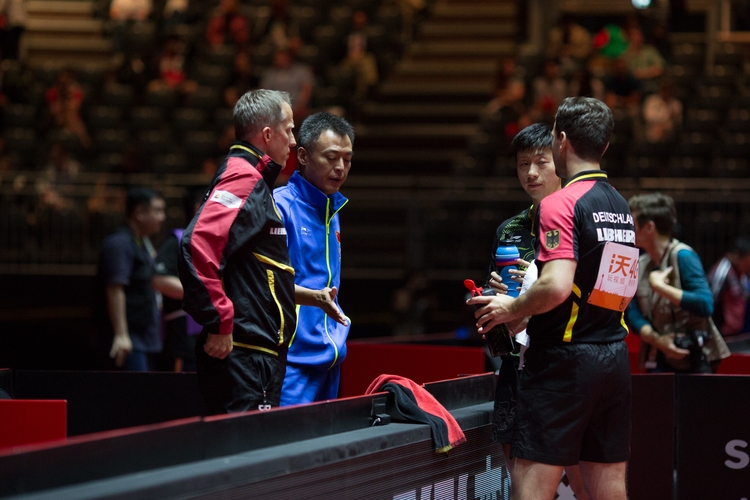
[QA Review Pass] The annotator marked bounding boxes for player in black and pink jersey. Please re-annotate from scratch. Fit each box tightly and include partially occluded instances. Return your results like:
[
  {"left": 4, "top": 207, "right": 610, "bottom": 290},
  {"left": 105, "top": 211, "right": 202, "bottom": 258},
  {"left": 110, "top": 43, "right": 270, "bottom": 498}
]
[{"left": 469, "top": 97, "right": 636, "bottom": 500}]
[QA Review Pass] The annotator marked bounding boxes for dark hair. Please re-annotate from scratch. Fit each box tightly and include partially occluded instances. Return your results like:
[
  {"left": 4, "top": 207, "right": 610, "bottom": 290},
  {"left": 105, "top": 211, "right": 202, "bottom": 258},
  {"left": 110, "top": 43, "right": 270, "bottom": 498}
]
[
  {"left": 554, "top": 97, "right": 614, "bottom": 162},
  {"left": 733, "top": 234, "right": 750, "bottom": 256},
  {"left": 297, "top": 112, "right": 355, "bottom": 151},
  {"left": 126, "top": 186, "right": 161, "bottom": 217},
  {"left": 628, "top": 192, "right": 676, "bottom": 236},
  {"left": 511, "top": 123, "right": 553, "bottom": 159}
]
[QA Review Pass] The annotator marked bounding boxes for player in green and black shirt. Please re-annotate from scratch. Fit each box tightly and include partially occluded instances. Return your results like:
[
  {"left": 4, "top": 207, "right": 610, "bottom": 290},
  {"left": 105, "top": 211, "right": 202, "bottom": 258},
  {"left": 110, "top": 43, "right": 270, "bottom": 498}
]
[
  {"left": 485, "top": 123, "right": 560, "bottom": 456},
  {"left": 485, "top": 123, "right": 588, "bottom": 499}
]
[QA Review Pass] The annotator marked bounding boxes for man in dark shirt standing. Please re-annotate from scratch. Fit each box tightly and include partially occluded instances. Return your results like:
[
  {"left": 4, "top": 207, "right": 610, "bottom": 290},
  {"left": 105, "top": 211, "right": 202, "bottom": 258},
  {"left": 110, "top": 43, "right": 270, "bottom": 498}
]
[
  {"left": 152, "top": 187, "right": 205, "bottom": 372},
  {"left": 469, "top": 97, "right": 636, "bottom": 499},
  {"left": 97, "top": 186, "right": 166, "bottom": 371}
]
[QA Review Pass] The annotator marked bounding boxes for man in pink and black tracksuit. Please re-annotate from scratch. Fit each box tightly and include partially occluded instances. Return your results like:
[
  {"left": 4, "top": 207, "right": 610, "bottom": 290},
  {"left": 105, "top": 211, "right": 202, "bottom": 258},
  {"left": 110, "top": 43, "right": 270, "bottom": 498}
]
[{"left": 178, "top": 89, "right": 298, "bottom": 415}]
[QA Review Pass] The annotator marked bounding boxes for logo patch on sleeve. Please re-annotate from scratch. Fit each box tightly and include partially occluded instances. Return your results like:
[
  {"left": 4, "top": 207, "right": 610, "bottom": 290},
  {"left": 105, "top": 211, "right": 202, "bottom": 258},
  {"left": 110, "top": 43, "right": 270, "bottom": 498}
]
[
  {"left": 210, "top": 190, "right": 242, "bottom": 209},
  {"left": 545, "top": 229, "right": 561, "bottom": 250}
]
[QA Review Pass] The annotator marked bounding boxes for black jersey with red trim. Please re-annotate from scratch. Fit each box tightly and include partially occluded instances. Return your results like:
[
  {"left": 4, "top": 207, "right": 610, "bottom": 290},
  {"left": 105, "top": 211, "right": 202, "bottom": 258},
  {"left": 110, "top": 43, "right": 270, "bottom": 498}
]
[
  {"left": 178, "top": 141, "right": 296, "bottom": 356},
  {"left": 528, "top": 170, "right": 635, "bottom": 347}
]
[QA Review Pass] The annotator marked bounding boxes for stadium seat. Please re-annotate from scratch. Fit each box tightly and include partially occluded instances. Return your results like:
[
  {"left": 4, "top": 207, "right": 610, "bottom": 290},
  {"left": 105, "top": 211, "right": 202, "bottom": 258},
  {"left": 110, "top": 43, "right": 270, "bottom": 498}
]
[
  {"left": 290, "top": 6, "right": 319, "bottom": 43},
  {"left": 252, "top": 44, "right": 274, "bottom": 69},
  {"left": 144, "top": 87, "right": 178, "bottom": 111},
  {"left": 682, "top": 108, "right": 720, "bottom": 133},
  {"left": 94, "top": 128, "right": 129, "bottom": 154},
  {"left": 101, "top": 83, "right": 135, "bottom": 108},
  {"left": 602, "top": 133, "right": 628, "bottom": 174},
  {"left": 297, "top": 44, "right": 322, "bottom": 72},
  {"left": 329, "top": 5, "right": 353, "bottom": 36},
  {"left": 713, "top": 158, "right": 750, "bottom": 178},
  {"left": 669, "top": 156, "right": 710, "bottom": 177},
  {"left": 344, "top": 0, "right": 378, "bottom": 16},
  {"left": 671, "top": 43, "right": 704, "bottom": 67},
  {"left": 735, "top": 87, "right": 750, "bottom": 108},
  {"left": 187, "top": 86, "right": 222, "bottom": 111},
  {"left": 676, "top": 132, "right": 716, "bottom": 159},
  {"left": 701, "top": 65, "right": 739, "bottom": 87},
  {"left": 86, "top": 105, "right": 122, "bottom": 129},
  {"left": 213, "top": 108, "right": 234, "bottom": 133},
  {"left": 152, "top": 152, "right": 189, "bottom": 174},
  {"left": 138, "top": 130, "right": 174, "bottom": 156},
  {"left": 129, "top": 106, "right": 165, "bottom": 131},
  {"left": 628, "top": 141, "right": 673, "bottom": 177},
  {"left": 91, "top": 153, "right": 123, "bottom": 172},
  {"left": 725, "top": 108, "right": 750, "bottom": 133},
  {"left": 375, "top": 5, "right": 402, "bottom": 35},
  {"left": 694, "top": 85, "right": 733, "bottom": 111},
  {"left": 721, "top": 133, "right": 750, "bottom": 159},
  {"left": 4, "top": 104, "right": 37, "bottom": 128},
  {"left": 173, "top": 108, "right": 208, "bottom": 133},
  {"left": 3, "top": 127, "right": 36, "bottom": 155},
  {"left": 182, "top": 130, "right": 218, "bottom": 169},
  {"left": 126, "top": 21, "right": 157, "bottom": 55},
  {"left": 715, "top": 43, "right": 744, "bottom": 68},
  {"left": 200, "top": 44, "right": 237, "bottom": 67},
  {"left": 313, "top": 25, "right": 344, "bottom": 65},
  {"left": 191, "top": 64, "right": 230, "bottom": 89}
]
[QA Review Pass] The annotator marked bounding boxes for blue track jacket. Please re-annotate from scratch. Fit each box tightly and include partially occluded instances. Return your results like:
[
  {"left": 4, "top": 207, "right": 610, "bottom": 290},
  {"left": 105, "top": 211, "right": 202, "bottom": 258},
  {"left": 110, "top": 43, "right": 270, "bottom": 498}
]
[{"left": 273, "top": 172, "right": 350, "bottom": 368}]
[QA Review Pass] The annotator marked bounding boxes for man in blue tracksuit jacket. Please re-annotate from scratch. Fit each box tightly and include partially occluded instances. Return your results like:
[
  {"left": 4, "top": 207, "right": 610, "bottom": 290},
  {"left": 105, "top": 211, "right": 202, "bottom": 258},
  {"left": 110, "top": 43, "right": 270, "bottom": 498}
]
[{"left": 273, "top": 112, "right": 354, "bottom": 405}]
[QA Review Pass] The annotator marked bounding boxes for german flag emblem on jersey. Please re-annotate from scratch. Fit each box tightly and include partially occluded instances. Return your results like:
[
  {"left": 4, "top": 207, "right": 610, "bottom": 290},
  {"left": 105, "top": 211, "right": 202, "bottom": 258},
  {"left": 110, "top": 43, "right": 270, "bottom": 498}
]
[{"left": 545, "top": 229, "right": 560, "bottom": 249}]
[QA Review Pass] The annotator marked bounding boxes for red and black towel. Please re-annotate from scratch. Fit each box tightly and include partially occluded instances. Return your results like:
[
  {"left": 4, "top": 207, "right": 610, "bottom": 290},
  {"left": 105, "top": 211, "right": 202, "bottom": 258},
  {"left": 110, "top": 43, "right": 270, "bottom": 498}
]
[{"left": 365, "top": 374, "right": 466, "bottom": 453}]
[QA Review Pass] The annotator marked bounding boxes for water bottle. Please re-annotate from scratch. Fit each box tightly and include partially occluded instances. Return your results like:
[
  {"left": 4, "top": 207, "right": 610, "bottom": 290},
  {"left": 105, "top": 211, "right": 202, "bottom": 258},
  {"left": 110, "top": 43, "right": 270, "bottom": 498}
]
[
  {"left": 463, "top": 279, "right": 517, "bottom": 357},
  {"left": 495, "top": 241, "right": 520, "bottom": 298}
]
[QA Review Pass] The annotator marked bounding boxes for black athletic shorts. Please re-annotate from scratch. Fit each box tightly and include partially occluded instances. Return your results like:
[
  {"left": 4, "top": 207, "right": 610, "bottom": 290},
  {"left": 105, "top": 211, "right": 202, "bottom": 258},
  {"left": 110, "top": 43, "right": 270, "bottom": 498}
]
[
  {"left": 491, "top": 355, "right": 521, "bottom": 444},
  {"left": 511, "top": 341, "right": 631, "bottom": 466},
  {"left": 195, "top": 332, "right": 286, "bottom": 415}
]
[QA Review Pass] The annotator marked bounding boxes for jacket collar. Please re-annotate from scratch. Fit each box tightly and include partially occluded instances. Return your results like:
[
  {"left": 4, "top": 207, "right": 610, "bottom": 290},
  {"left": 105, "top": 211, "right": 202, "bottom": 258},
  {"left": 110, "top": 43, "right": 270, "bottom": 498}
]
[
  {"left": 563, "top": 169, "right": 608, "bottom": 187},
  {"left": 288, "top": 171, "right": 348, "bottom": 219},
  {"left": 228, "top": 140, "right": 283, "bottom": 187}
]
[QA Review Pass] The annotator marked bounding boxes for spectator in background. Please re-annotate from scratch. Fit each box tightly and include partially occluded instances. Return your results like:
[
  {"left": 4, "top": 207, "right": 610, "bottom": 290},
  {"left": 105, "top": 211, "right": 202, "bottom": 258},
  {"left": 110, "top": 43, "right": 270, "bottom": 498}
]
[
  {"left": 206, "top": 0, "right": 250, "bottom": 49},
  {"left": 568, "top": 63, "right": 605, "bottom": 101},
  {"left": 162, "top": 0, "right": 189, "bottom": 34},
  {"left": 260, "top": 0, "right": 300, "bottom": 51},
  {"left": 642, "top": 77, "right": 682, "bottom": 143},
  {"left": 95, "top": 187, "right": 165, "bottom": 371},
  {"left": 624, "top": 26, "right": 665, "bottom": 95},
  {"left": 604, "top": 57, "right": 641, "bottom": 112},
  {"left": 340, "top": 11, "right": 379, "bottom": 100},
  {"left": 109, "top": 0, "right": 153, "bottom": 54},
  {"left": 36, "top": 141, "right": 81, "bottom": 212},
  {"left": 224, "top": 48, "right": 258, "bottom": 106},
  {"left": 147, "top": 35, "right": 197, "bottom": 98},
  {"left": 546, "top": 14, "right": 592, "bottom": 79},
  {"left": 708, "top": 234, "right": 750, "bottom": 337},
  {"left": 45, "top": 69, "right": 92, "bottom": 150},
  {"left": 260, "top": 48, "right": 314, "bottom": 123},
  {"left": 0, "top": 0, "right": 28, "bottom": 60},
  {"left": 625, "top": 192, "right": 730, "bottom": 373},
  {"left": 394, "top": 0, "right": 426, "bottom": 42},
  {"left": 530, "top": 59, "right": 567, "bottom": 124},
  {"left": 152, "top": 187, "right": 205, "bottom": 372},
  {"left": 117, "top": 52, "right": 151, "bottom": 98},
  {"left": 485, "top": 56, "right": 526, "bottom": 115}
]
